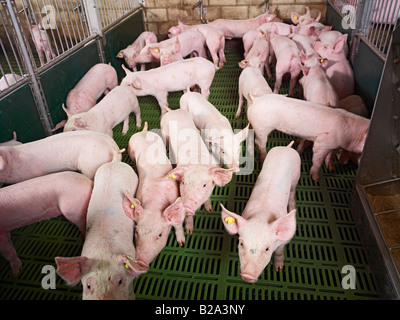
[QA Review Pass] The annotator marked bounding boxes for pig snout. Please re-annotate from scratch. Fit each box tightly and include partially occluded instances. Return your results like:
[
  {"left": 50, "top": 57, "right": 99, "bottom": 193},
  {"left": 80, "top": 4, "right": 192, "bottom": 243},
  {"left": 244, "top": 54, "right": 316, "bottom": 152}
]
[
  {"left": 136, "top": 258, "right": 150, "bottom": 269},
  {"left": 240, "top": 272, "right": 258, "bottom": 283},
  {"left": 162, "top": 57, "right": 171, "bottom": 65}
]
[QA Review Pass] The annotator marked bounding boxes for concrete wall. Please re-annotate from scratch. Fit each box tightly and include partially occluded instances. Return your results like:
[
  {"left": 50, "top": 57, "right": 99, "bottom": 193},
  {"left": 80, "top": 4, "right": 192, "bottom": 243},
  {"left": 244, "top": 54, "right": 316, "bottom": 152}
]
[{"left": 144, "top": 0, "right": 327, "bottom": 39}]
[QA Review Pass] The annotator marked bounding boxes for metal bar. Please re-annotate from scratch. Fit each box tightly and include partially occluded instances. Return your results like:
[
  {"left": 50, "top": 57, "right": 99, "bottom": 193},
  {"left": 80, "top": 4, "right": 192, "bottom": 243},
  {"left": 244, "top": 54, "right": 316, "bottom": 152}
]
[{"left": 1, "top": 0, "right": 53, "bottom": 135}]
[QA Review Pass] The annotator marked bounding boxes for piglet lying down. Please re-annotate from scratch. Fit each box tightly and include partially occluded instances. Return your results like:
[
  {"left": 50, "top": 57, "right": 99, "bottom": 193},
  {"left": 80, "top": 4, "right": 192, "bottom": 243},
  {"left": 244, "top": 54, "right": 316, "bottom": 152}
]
[{"left": 0, "top": 171, "right": 93, "bottom": 276}]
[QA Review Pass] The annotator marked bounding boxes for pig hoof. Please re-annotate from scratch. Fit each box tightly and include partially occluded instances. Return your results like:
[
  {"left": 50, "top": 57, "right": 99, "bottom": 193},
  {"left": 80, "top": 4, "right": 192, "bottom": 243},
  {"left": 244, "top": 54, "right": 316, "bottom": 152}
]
[
  {"left": 136, "top": 126, "right": 141, "bottom": 130},
  {"left": 274, "top": 265, "right": 284, "bottom": 272},
  {"left": 235, "top": 114, "right": 240, "bottom": 119}
]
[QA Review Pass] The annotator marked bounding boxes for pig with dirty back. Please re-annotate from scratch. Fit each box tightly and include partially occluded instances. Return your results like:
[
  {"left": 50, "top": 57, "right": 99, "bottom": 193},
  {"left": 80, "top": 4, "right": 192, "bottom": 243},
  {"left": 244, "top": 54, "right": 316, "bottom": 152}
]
[
  {"left": 55, "top": 161, "right": 147, "bottom": 300},
  {"left": 221, "top": 142, "right": 300, "bottom": 283},
  {"left": 124, "top": 122, "right": 186, "bottom": 262},
  {"left": 53, "top": 63, "right": 118, "bottom": 131},
  {"left": 0, "top": 171, "right": 93, "bottom": 276},
  {"left": 117, "top": 31, "right": 157, "bottom": 71}
]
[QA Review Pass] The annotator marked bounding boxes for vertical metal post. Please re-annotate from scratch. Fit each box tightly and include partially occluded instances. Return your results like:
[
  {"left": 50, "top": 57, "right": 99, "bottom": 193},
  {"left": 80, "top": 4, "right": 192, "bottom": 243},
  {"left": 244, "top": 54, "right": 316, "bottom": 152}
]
[
  {"left": 1, "top": 0, "right": 53, "bottom": 135},
  {"left": 82, "top": 0, "right": 105, "bottom": 62}
]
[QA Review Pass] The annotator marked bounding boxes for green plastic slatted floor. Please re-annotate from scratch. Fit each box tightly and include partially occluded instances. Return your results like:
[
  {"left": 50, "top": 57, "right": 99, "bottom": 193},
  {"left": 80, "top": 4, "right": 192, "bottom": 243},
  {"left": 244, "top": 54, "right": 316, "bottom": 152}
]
[{"left": 0, "top": 52, "right": 380, "bottom": 300}]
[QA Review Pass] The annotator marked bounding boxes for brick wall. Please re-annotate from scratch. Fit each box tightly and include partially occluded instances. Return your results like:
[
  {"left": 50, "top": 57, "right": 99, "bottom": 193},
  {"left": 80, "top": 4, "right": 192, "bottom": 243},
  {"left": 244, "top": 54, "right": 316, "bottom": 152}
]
[{"left": 144, "top": 0, "right": 327, "bottom": 39}]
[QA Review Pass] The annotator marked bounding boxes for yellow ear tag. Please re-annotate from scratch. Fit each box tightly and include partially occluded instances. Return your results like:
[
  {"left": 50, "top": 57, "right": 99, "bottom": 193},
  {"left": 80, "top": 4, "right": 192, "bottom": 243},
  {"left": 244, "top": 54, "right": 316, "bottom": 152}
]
[
  {"left": 124, "top": 263, "right": 130, "bottom": 269},
  {"left": 294, "top": 16, "right": 298, "bottom": 20},
  {"left": 210, "top": 142, "right": 215, "bottom": 145},
  {"left": 130, "top": 203, "right": 135, "bottom": 209},
  {"left": 154, "top": 48, "right": 159, "bottom": 53},
  {"left": 262, "top": 33, "right": 266, "bottom": 37},
  {"left": 320, "top": 59, "right": 325, "bottom": 63},
  {"left": 241, "top": 61, "right": 246, "bottom": 65},
  {"left": 118, "top": 52, "right": 123, "bottom": 57},
  {"left": 224, "top": 217, "right": 236, "bottom": 224},
  {"left": 169, "top": 174, "right": 176, "bottom": 179}
]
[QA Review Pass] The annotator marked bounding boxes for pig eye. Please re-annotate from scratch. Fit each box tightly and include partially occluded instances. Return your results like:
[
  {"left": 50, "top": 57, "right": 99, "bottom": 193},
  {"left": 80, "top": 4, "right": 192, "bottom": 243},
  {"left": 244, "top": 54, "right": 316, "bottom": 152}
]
[
  {"left": 240, "top": 242, "right": 244, "bottom": 247},
  {"left": 265, "top": 247, "right": 269, "bottom": 252},
  {"left": 118, "top": 278, "right": 123, "bottom": 286},
  {"left": 158, "top": 232, "right": 163, "bottom": 238},
  {"left": 203, "top": 183, "right": 207, "bottom": 188}
]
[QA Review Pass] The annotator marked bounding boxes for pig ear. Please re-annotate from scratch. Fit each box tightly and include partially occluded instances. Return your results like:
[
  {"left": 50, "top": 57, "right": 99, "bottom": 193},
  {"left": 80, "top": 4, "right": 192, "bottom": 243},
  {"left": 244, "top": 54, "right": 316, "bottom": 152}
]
[
  {"left": 164, "top": 166, "right": 189, "bottom": 182},
  {"left": 238, "top": 60, "right": 247, "bottom": 69},
  {"left": 235, "top": 123, "right": 250, "bottom": 143},
  {"left": 210, "top": 167, "right": 234, "bottom": 187},
  {"left": 270, "top": 23, "right": 279, "bottom": 35},
  {"left": 174, "top": 38, "right": 181, "bottom": 53},
  {"left": 291, "top": 12, "right": 300, "bottom": 24},
  {"left": 116, "top": 50, "right": 124, "bottom": 58},
  {"left": 55, "top": 256, "right": 90, "bottom": 284},
  {"left": 123, "top": 189, "right": 143, "bottom": 221},
  {"left": 315, "top": 11, "right": 321, "bottom": 22},
  {"left": 220, "top": 203, "right": 246, "bottom": 235},
  {"left": 118, "top": 255, "right": 148, "bottom": 277},
  {"left": 299, "top": 50, "right": 307, "bottom": 64},
  {"left": 272, "top": 209, "right": 297, "bottom": 243},
  {"left": 319, "top": 58, "right": 328, "bottom": 68},
  {"left": 162, "top": 197, "right": 186, "bottom": 226},
  {"left": 121, "top": 64, "right": 132, "bottom": 75},
  {"left": 333, "top": 34, "right": 347, "bottom": 53},
  {"left": 149, "top": 46, "right": 161, "bottom": 59}
]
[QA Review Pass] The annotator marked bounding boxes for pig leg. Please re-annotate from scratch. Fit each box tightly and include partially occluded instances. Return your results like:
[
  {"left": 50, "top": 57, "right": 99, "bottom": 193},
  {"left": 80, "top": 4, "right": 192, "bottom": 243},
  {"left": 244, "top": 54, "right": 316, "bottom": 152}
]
[
  {"left": 236, "top": 93, "right": 244, "bottom": 119},
  {"left": 288, "top": 188, "right": 296, "bottom": 212},
  {"left": 185, "top": 216, "right": 194, "bottom": 234},
  {"left": 155, "top": 94, "right": 169, "bottom": 116},
  {"left": 254, "top": 133, "right": 268, "bottom": 162},
  {"left": 324, "top": 150, "right": 336, "bottom": 172},
  {"left": 122, "top": 117, "right": 130, "bottom": 135},
  {"left": 134, "top": 109, "right": 142, "bottom": 130},
  {"left": 174, "top": 224, "right": 186, "bottom": 246},
  {"left": 203, "top": 197, "right": 212, "bottom": 213},
  {"left": 198, "top": 79, "right": 213, "bottom": 100},
  {"left": 310, "top": 134, "right": 333, "bottom": 182},
  {"left": 273, "top": 244, "right": 285, "bottom": 272},
  {"left": 288, "top": 69, "right": 300, "bottom": 98},
  {"left": 140, "top": 63, "right": 146, "bottom": 71},
  {"left": 0, "top": 232, "right": 22, "bottom": 276},
  {"left": 273, "top": 69, "right": 284, "bottom": 94}
]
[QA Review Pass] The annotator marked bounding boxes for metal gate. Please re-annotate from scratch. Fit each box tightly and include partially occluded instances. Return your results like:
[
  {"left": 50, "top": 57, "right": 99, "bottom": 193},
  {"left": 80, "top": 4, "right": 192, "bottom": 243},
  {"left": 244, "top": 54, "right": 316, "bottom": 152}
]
[{"left": 0, "top": 0, "right": 143, "bottom": 141}]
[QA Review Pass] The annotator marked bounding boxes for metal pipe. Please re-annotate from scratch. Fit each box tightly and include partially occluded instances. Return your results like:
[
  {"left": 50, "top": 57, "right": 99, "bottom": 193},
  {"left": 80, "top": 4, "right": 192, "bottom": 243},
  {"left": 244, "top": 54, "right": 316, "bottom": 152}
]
[
  {"left": 193, "top": 0, "right": 206, "bottom": 24},
  {"left": 2, "top": 0, "right": 53, "bottom": 135}
]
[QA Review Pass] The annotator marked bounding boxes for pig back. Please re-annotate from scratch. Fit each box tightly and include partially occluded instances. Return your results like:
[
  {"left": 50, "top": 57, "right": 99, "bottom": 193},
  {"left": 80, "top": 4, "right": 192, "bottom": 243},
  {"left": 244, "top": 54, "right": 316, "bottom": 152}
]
[
  {"left": 0, "top": 171, "right": 93, "bottom": 233},
  {"left": 86, "top": 161, "right": 138, "bottom": 235}
]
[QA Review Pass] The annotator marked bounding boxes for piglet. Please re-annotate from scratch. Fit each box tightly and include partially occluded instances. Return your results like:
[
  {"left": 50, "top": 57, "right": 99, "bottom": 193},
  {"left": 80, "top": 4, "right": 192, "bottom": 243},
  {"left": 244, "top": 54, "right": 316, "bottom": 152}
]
[
  {"left": 247, "top": 93, "right": 370, "bottom": 182},
  {"left": 221, "top": 142, "right": 300, "bottom": 282},
  {"left": 269, "top": 27, "right": 302, "bottom": 97},
  {"left": 53, "top": 63, "right": 118, "bottom": 131},
  {"left": 257, "top": 22, "right": 292, "bottom": 36},
  {"left": 237, "top": 66, "right": 272, "bottom": 119},
  {"left": 0, "top": 73, "right": 22, "bottom": 91},
  {"left": 208, "top": 12, "right": 272, "bottom": 39},
  {"left": 30, "top": 24, "right": 55, "bottom": 65},
  {"left": 313, "top": 34, "right": 354, "bottom": 100},
  {"left": 168, "top": 21, "right": 226, "bottom": 68},
  {"left": 239, "top": 35, "right": 272, "bottom": 79},
  {"left": 121, "top": 57, "right": 217, "bottom": 116},
  {"left": 291, "top": 6, "right": 321, "bottom": 26},
  {"left": 0, "top": 171, "right": 93, "bottom": 276},
  {"left": 55, "top": 161, "right": 147, "bottom": 300},
  {"left": 0, "top": 130, "right": 123, "bottom": 184},
  {"left": 125, "top": 122, "right": 186, "bottom": 262},
  {"left": 116, "top": 31, "right": 157, "bottom": 71},
  {"left": 180, "top": 92, "right": 249, "bottom": 171},
  {"left": 63, "top": 86, "right": 142, "bottom": 136},
  {"left": 299, "top": 53, "right": 339, "bottom": 108},
  {"left": 160, "top": 108, "right": 234, "bottom": 216}
]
